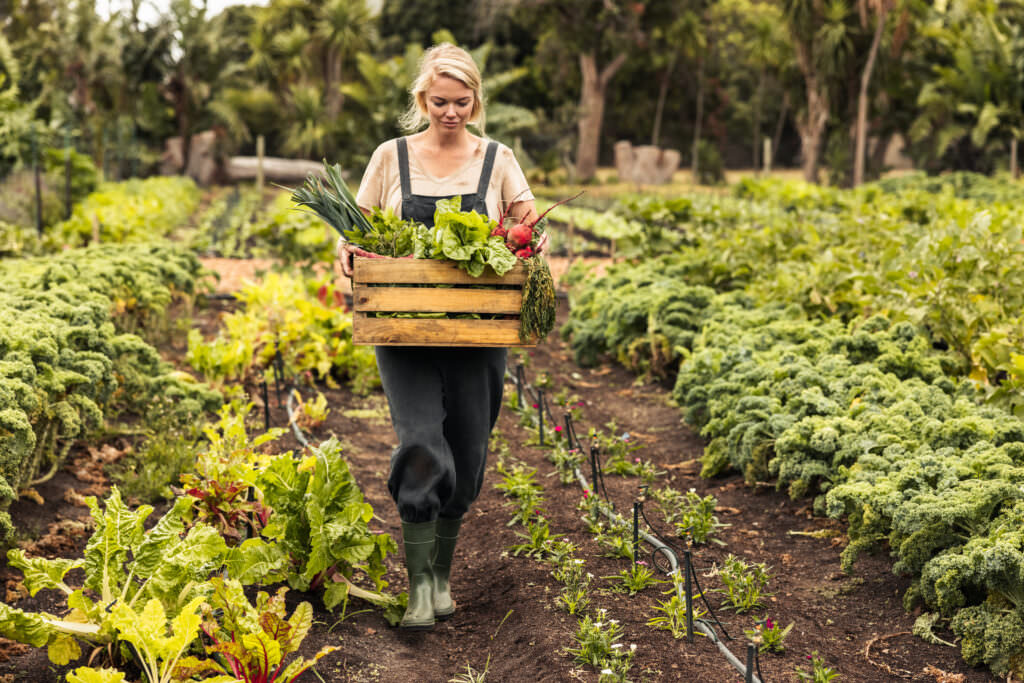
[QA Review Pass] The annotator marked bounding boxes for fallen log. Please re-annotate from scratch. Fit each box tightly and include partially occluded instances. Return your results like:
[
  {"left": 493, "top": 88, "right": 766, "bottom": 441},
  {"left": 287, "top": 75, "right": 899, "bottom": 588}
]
[{"left": 225, "top": 157, "right": 329, "bottom": 184}]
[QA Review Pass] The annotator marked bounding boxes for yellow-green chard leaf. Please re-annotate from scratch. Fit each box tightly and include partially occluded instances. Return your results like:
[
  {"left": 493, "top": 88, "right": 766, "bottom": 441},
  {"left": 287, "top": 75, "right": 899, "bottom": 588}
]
[
  {"left": 6, "top": 550, "right": 82, "bottom": 596},
  {"left": 109, "top": 595, "right": 205, "bottom": 683},
  {"left": 83, "top": 488, "right": 152, "bottom": 603},
  {"left": 65, "top": 666, "right": 127, "bottom": 683}
]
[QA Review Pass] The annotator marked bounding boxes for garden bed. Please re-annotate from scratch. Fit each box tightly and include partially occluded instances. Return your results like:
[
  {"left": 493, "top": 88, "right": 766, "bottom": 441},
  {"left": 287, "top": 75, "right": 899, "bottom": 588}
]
[{"left": 0, "top": 289, "right": 993, "bottom": 682}]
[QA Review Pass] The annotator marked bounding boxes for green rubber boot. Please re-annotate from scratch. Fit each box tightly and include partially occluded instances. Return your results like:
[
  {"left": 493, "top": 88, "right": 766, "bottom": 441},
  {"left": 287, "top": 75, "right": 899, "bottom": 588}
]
[
  {"left": 400, "top": 521, "right": 436, "bottom": 630},
  {"left": 432, "top": 516, "right": 462, "bottom": 620}
]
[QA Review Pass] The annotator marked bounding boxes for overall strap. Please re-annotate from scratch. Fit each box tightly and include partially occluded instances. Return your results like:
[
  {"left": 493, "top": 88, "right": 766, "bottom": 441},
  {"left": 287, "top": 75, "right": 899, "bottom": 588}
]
[
  {"left": 396, "top": 137, "right": 412, "bottom": 201},
  {"left": 473, "top": 141, "right": 500, "bottom": 210}
]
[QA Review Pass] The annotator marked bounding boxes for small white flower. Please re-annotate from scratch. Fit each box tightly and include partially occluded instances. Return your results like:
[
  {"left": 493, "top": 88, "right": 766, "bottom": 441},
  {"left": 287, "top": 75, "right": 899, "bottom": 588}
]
[
  {"left": 609, "top": 619, "right": 619, "bottom": 625},
  {"left": 601, "top": 669, "right": 613, "bottom": 675},
  {"left": 689, "top": 487, "right": 696, "bottom": 493},
  {"left": 573, "top": 559, "right": 585, "bottom": 565},
  {"left": 630, "top": 644, "right": 637, "bottom": 651},
  {"left": 611, "top": 643, "right": 623, "bottom": 649},
  {"left": 586, "top": 572, "right": 594, "bottom": 579},
  {"left": 594, "top": 622, "right": 603, "bottom": 628}
]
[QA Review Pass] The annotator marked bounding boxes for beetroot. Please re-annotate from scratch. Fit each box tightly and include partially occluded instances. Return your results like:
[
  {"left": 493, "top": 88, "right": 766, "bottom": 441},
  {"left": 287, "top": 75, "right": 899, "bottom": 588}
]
[
  {"left": 507, "top": 223, "right": 534, "bottom": 249},
  {"left": 515, "top": 246, "right": 534, "bottom": 259},
  {"left": 491, "top": 225, "right": 508, "bottom": 239}
]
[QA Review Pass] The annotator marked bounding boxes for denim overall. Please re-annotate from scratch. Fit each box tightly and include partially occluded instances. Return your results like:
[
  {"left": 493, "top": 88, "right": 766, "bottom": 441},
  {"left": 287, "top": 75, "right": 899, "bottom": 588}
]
[{"left": 376, "top": 137, "right": 508, "bottom": 523}]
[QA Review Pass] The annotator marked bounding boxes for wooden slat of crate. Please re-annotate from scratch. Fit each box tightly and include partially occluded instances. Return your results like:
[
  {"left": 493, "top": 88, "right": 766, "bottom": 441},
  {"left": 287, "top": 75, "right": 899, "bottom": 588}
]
[
  {"left": 352, "top": 315, "right": 529, "bottom": 347},
  {"left": 355, "top": 287, "right": 522, "bottom": 314},
  {"left": 351, "top": 256, "right": 535, "bottom": 347},
  {"left": 353, "top": 257, "right": 527, "bottom": 285}
]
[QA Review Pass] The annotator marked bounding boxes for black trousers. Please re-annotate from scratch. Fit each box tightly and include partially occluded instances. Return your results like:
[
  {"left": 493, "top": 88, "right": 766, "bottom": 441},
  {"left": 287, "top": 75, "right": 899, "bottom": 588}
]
[{"left": 375, "top": 346, "right": 507, "bottom": 523}]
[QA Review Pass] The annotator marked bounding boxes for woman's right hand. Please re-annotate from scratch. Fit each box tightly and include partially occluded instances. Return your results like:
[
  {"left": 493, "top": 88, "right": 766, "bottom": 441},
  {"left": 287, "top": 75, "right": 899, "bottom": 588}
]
[{"left": 336, "top": 238, "right": 357, "bottom": 278}]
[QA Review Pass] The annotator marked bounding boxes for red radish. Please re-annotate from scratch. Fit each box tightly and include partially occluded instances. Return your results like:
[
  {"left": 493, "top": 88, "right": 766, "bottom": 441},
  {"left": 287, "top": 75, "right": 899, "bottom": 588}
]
[
  {"left": 515, "top": 246, "right": 534, "bottom": 259},
  {"left": 491, "top": 225, "right": 508, "bottom": 239},
  {"left": 497, "top": 189, "right": 584, "bottom": 243},
  {"left": 507, "top": 223, "right": 534, "bottom": 249}
]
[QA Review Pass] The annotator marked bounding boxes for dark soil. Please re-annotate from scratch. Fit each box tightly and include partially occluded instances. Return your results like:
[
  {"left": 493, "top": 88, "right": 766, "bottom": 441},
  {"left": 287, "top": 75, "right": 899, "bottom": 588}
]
[{"left": 0, "top": 284, "right": 997, "bottom": 683}]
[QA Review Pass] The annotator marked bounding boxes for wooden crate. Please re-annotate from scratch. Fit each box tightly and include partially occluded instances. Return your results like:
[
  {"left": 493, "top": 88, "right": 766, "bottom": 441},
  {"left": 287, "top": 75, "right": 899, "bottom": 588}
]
[{"left": 351, "top": 256, "right": 536, "bottom": 347}]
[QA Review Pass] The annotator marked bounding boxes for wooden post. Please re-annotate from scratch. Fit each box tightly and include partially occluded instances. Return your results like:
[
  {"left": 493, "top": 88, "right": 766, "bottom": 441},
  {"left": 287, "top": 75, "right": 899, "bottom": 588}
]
[
  {"left": 763, "top": 137, "right": 772, "bottom": 175},
  {"left": 32, "top": 129, "right": 43, "bottom": 236},
  {"left": 256, "top": 135, "right": 265, "bottom": 195},
  {"left": 1011, "top": 138, "right": 1019, "bottom": 179},
  {"left": 64, "top": 129, "right": 73, "bottom": 219}
]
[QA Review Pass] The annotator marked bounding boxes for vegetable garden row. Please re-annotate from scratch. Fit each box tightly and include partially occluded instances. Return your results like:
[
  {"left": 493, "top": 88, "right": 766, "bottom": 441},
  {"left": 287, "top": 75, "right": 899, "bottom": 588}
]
[
  {"left": 557, "top": 173, "right": 1024, "bottom": 679},
  {"left": 0, "top": 170, "right": 1021, "bottom": 680}
]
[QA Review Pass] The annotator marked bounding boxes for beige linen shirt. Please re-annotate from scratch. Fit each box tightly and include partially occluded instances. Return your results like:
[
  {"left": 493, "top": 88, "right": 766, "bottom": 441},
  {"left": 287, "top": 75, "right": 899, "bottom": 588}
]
[{"left": 355, "top": 137, "right": 534, "bottom": 220}]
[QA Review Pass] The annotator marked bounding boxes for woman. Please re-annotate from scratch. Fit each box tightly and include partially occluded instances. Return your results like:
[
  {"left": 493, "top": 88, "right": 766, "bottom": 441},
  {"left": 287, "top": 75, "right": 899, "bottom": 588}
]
[{"left": 337, "top": 43, "right": 542, "bottom": 630}]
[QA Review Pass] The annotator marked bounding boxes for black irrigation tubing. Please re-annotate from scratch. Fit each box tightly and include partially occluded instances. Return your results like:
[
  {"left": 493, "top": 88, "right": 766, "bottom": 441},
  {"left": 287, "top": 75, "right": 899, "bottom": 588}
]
[
  {"left": 509, "top": 365, "right": 764, "bottom": 683},
  {"left": 276, "top": 359, "right": 762, "bottom": 680},
  {"left": 637, "top": 500, "right": 734, "bottom": 641}
]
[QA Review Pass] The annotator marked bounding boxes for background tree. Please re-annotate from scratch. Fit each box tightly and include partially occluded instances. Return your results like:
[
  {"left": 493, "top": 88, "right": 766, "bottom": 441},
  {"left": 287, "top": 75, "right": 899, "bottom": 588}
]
[
  {"left": 910, "top": 0, "right": 1024, "bottom": 175},
  {"left": 781, "top": 0, "right": 855, "bottom": 182},
  {"left": 711, "top": 0, "right": 790, "bottom": 170},
  {"left": 317, "top": 0, "right": 376, "bottom": 118},
  {"left": 518, "top": 0, "right": 644, "bottom": 182},
  {"left": 852, "top": 0, "right": 895, "bottom": 186}
]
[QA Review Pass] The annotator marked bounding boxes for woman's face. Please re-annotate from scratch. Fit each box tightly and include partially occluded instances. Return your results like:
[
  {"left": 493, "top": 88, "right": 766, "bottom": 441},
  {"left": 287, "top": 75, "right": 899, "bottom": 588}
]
[{"left": 424, "top": 75, "right": 475, "bottom": 133}]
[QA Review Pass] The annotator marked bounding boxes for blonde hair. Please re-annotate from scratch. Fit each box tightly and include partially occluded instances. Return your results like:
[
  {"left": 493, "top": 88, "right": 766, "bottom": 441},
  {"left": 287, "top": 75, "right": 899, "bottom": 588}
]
[{"left": 399, "top": 43, "right": 485, "bottom": 134}]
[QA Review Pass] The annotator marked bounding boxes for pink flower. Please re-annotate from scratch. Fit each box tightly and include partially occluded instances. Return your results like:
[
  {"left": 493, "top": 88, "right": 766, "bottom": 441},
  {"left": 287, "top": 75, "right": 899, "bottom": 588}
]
[
  {"left": 634, "top": 457, "right": 641, "bottom": 463},
  {"left": 583, "top": 490, "right": 590, "bottom": 499},
  {"left": 555, "top": 425, "right": 564, "bottom": 433},
  {"left": 765, "top": 617, "right": 774, "bottom": 630},
  {"left": 532, "top": 403, "right": 538, "bottom": 409}
]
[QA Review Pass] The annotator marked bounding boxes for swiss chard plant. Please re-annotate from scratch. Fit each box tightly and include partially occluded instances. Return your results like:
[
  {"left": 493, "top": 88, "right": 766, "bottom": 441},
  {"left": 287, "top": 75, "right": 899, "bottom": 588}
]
[
  {"left": 0, "top": 489, "right": 286, "bottom": 665},
  {"left": 175, "top": 577, "right": 338, "bottom": 683},
  {"left": 179, "top": 403, "right": 284, "bottom": 544},
  {"left": 255, "top": 437, "right": 403, "bottom": 624}
]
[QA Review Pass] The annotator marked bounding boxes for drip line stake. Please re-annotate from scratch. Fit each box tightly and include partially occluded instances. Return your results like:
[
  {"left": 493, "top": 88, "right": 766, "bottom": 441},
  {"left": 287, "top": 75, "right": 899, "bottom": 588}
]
[
  {"left": 261, "top": 380, "right": 270, "bottom": 431},
  {"left": 684, "top": 549, "right": 694, "bottom": 644},
  {"left": 537, "top": 388, "right": 545, "bottom": 446},
  {"left": 516, "top": 363, "right": 524, "bottom": 409},
  {"left": 632, "top": 501, "right": 640, "bottom": 568}
]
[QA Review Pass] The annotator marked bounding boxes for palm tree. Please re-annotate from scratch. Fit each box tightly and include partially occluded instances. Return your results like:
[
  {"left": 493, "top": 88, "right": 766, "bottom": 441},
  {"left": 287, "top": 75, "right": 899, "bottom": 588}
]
[
  {"left": 316, "top": 0, "right": 377, "bottom": 118},
  {"left": 910, "top": 0, "right": 1024, "bottom": 174}
]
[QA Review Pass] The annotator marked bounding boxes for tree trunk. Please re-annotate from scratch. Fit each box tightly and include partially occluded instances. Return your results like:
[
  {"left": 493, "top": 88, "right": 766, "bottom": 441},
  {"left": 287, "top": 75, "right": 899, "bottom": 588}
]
[
  {"left": 1012, "top": 137, "right": 1020, "bottom": 179},
  {"left": 772, "top": 90, "right": 790, "bottom": 165},
  {"left": 853, "top": 9, "right": 886, "bottom": 187},
  {"left": 752, "top": 67, "right": 765, "bottom": 172},
  {"left": 575, "top": 51, "right": 628, "bottom": 182},
  {"left": 651, "top": 54, "right": 676, "bottom": 147},
  {"left": 792, "top": 42, "right": 828, "bottom": 183},
  {"left": 870, "top": 130, "right": 892, "bottom": 176},
  {"left": 691, "top": 55, "right": 705, "bottom": 180},
  {"left": 325, "top": 45, "right": 344, "bottom": 118}
]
